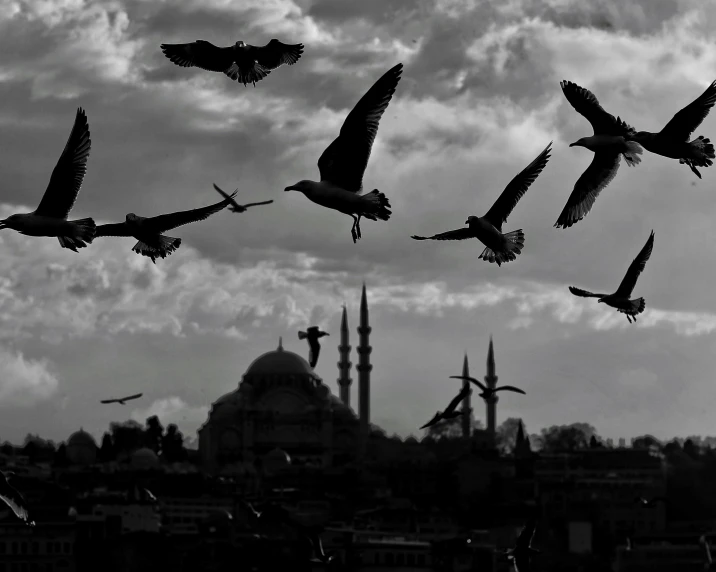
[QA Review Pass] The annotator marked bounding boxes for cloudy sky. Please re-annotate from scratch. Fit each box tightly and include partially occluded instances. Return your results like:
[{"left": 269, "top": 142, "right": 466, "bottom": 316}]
[{"left": 0, "top": 0, "right": 715, "bottom": 446}]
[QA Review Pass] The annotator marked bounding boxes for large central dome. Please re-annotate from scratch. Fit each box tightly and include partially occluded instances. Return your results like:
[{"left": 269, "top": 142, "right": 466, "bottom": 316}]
[{"left": 244, "top": 337, "right": 314, "bottom": 376}]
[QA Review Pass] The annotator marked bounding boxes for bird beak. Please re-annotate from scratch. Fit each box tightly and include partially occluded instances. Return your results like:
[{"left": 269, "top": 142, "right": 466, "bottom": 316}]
[
  {"left": 284, "top": 186, "right": 294, "bottom": 192},
  {"left": 464, "top": 219, "right": 469, "bottom": 225},
  {"left": 569, "top": 141, "right": 579, "bottom": 147}
]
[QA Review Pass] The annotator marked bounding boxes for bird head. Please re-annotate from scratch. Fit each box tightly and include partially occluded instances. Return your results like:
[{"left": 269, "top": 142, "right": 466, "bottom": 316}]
[
  {"left": 569, "top": 138, "right": 587, "bottom": 148},
  {"left": 126, "top": 213, "right": 140, "bottom": 223},
  {"left": 0, "top": 214, "right": 22, "bottom": 230},
  {"left": 465, "top": 215, "right": 478, "bottom": 226},
  {"left": 284, "top": 180, "right": 311, "bottom": 194}
]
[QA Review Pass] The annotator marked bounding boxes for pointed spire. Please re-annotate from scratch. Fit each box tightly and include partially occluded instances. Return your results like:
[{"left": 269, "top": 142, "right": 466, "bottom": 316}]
[
  {"left": 461, "top": 353, "right": 469, "bottom": 378},
  {"left": 341, "top": 304, "right": 349, "bottom": 340},
  {"left": 487, "top": 335, "right": 495, "bottom": 378},
  {"left": 461, "top": 353, "right": 471, "bottom": 439},
  {"left": 360, "top": 282, "right": 369, "bottom": 328},
  {"left": 516, "top": 420, "right": 525, "bottom": 444},
  {"left": 337, "top": 304, "right": 352, "bottom": 407},
  {"left": 277, "top": 337, "right": 283, "bottom": 351}
]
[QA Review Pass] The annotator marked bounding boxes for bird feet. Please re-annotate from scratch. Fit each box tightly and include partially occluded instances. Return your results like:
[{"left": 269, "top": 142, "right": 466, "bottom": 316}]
[{"left": 350, "top": 218, "right": 362, "bottom": 243}]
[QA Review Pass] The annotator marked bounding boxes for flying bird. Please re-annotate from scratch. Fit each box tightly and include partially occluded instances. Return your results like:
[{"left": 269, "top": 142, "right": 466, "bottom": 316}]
[
  {"left": 284, "top": 63, "right": 403, "bottom": 243},
  {"left": 100, "top": 393, "right": 143, "bottom": 405},
  {"left": 569, "top": 230, "right": 654, "bottom": 323},
  {"left": 160, "top": 39, "right": 303, "bottom": 86},
  {"left": 419, "top": 384, "right": 471, "bottom": 430},
  {"left": 93, "top": 190, "right": 237, "bottom": 263},
  {"left": 213, "top": 183, "right": 273, "bottom": 213},
  {"left": 625, "top": 80, "right": 716, "bottom": 178},
  {"left": 634, "top": 495, "right": 668, "bottom": 507},
  {"left": 505, "top": 520, "right": 541, "bottom": 572},
  {"left": 411, "top": 142, "right": 552, "bottom": 266},
  {"left": 0, "top": 108, "right": 95, "bottom": 251},
  {"left": 555, "top": 80, "right": 643, "bottom": 229},
  {"left": 450, "top": 375, "right": 526, "bottom": 400},
  {"left": 700, "top": 535, "right": 714, "bottom": 570},
  {"left": 298, "top": 326, "right": 329, "bottom": 369},
  {"left": 0, "top": 471, "right": 35, "bottom": 526}
]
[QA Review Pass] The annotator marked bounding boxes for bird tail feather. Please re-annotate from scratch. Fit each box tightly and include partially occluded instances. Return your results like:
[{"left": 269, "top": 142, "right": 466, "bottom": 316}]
[
  {"left": 57, "top": 218, "right": 96, "bottom": 252},
  {"left": 226, "top": 63, "right": 271, "bottom": 86},
  {"left": 132, "top": 235, "right": 182, "bottom": 264},
  {"left": 679, "top": 137, "right": 715, "bottom": 178},
  {"left": 622, "top": 141, "right": 643, "bottom": 167},
  {"left": 360, "top": 189, "right": 392, "bottom": 221},
  {"left": 479, "top": 230, "right": 524, "bottom": 267},
  {"left": 298, "top": 331, "right": 307, "bottom": 340},
  {"left": 619, "top": 297, "right": 645, "bottom": 317}
]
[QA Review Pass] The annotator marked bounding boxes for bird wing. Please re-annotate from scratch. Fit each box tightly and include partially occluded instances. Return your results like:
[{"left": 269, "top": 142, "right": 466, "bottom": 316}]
[
  {"left": 569, "top": 286, "right": 606, "bottom": 298},
  {"left": 615, "top": 230, "right": 654, "bottom": 297},
  {"left": 34, "top": 108, "right": 91, "bottom": 219},
  {"left": 701, "top": 536, "right": 713, "bottom": 564},
  {"left": 94, "top": 223, "right": 135, "bottom": 238},
  {"left": 659, "top": 80, "right": 716, "bottom": 142},
  {"left": 240, "top": 200, "right": 274, "bottom": 209},
  {"left": 495, "top": 386, "right": 526, "bottom": 395},
  {"left": 0, "top": 486, "right": 31, "bottom": 523},
  {"left": 516, "top": 520, "right": 537, "bottom": 548},
  {"left": 444, "top": 385, "right": 470, "bottom": 414},
  {"left": 449, "top": 375, "right": 487, "bottom": 392},
  {"left": 308, "top": 337, "right": 320, "bottom": 367},
  {"left": 411, "top": 228, "right": 473, "bottom": 241},
  {"left": 251, "top": 39, "right": 304, "bottom": 70},
  {"left": 121, "top": 393, "right": 143, "bottom": 401},
  {"left": 160, "top": 41, "right": 235, "bottom": 73},
  {"left": 560, "top": 80, "right": 634, "bottom": 136},
  {"left": 483, "top": 142, "right": 552, "bottom": 228},
  {"left": 554, "top": 152, "right": 621, "bottom": 229},
  {"left": 420, "top": 412, "right": 444, "bottom": 429},
  {"left": 513, "top": 552, "right": 531, "bottom": 572},
  {"left": 317, "top": 63, "right": 403, "bottom": 193},
  {"left": 145, "top": 193, "right": 236, "bottom": 233},
  {"left": 100, "top": 399, "right": 119, "bottom": 404},
  {"left": 212, "top": 183, "right": 242, "bottom": 210}
]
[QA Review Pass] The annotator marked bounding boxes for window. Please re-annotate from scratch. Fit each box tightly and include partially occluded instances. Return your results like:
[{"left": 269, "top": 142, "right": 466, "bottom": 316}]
[
  {"left": 31, "top": 543, "right": 38, "bottom": 555},
  {"left": 417, "top": 554, "right": 426, "bottom": 566},
  {"left": 407, "top": 553, "right": 415, "bottom": 565},
  {"left": 11, "top": 542, "right": 17, "bottom": 555},
  {"left": 396, "top": 553, "right": 405, "bottom": 565},
  {"left": 63, "top": 543, "right": 70, "bottom": 555},
  {"left": 385, "top": 552, "right": 394, "bottom": 565}
]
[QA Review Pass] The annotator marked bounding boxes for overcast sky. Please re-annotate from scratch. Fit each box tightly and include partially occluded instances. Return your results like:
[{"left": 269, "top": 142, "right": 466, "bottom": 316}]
[{"left": 0, "top": 0, "right": 715, "bottom": 446}]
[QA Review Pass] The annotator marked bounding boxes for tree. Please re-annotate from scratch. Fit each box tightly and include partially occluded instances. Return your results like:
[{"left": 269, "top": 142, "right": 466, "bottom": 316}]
[
  {"left": 162, "top": 424, "right": 187, "bottom": 463},
  {"left": 496, "top": 417, "right": 524, "bottom": 453},
  {"left": 539, "top": 423, "right": 597, "bottom": 452},
  {"left": 423, "top": 414, "right": 483, "bottom": 440},
  {"left": 99, "top": 432, "right": 114, "bottom": 462},
  {"left": 109, "top": 420, "right": 145, "bottom": 458},
  {"left": 54, "top": 443, "right": 68, "bottom": 467},
  {"left": 144, "top": 415, "right": 164, "bottom": 454},
  {"left": 589, "top": 435, "right": 602, "bottom": 449}
]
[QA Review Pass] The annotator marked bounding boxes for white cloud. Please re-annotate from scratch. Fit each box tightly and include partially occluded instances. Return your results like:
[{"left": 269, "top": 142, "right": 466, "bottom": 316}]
[
  {"left": 0, "top": 346, "right": 59, "bottom": 406},
  {"left": 130, "top": 396, "right": 209, "bottom": 435}
]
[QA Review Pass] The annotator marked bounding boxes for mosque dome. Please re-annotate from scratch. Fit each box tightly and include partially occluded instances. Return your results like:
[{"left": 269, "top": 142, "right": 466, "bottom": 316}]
[
  {"left": 131, "top": 447, "right": 160, "bottom": 470},
  {"left": 244, "top": 337, "right": 314, "bottom": 377},
  {"left": 66, "top": 428, "right": 97, "bottom": 466},
  {"left": 263, "top": 447, "right": 291, "bottom": 474}
]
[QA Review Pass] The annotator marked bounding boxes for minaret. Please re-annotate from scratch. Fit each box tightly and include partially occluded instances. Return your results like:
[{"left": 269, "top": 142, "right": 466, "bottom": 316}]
[
  {"left": 485, "top": 336, "right": 498, "bottom": 438},
  {"left": 337, "top": 305, "right": 352, "bottom": 407},
  {"left": 460, "top": 354, "right": 471, "bottom": 439},
  {"left": 357, "top": 283, "right": 372, "bottom": 437}
]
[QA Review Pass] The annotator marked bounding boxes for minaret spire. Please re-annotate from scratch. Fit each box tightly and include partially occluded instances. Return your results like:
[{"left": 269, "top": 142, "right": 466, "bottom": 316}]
[
  {"left": 337, "top": 305, "right": 352, "bottom": 407},
  {"left": 460, "top": 353, "right": 471, "bottom": 439},
  {"left": 357, "top": 283, "right": 372, "bottom": 440},
  {"left": 485, "top": 336, "right": 498, "bottom": 438}
]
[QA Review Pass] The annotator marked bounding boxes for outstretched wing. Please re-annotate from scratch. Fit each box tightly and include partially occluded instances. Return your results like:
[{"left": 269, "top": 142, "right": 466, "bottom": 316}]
[
  {"left": 483, "top": 142, "right": 552, "bottom": 228},
  {"left": 240, "top": 200, "right": 274, "bottom": 209},
  {"left": 554, "top": 152, "right": 621, "bottom": 229},
  {"left": 449, "top": 375, "right": 487, "bottom": 392},
  {"left": 317, "top": 63, "right": 403, "bottom": 192},
  {"left": 420, "top": 411, "right": 443, "bottom": 430},
  {"left": 0, "top": 485, "right": 32, "bottom": 524},
  {"left": 411, "top": 228, "right": 473, "bottom": 241},
  {"left": 120, "top": 393, "right": 143, "bottom": 402},
  {"left": 94, "top": 222, "right": 134, "bottom": 238},
  {"left": 615, "top": 230, "right": 654, "bottom": 298},
  {"left": 160, "top": 41, "right": 235, "bottom": 72},
  {"left": 444, "top": 385, "right": 470, "bottom": 415},
  {"left": 568, "top": 286, "right": 605, "bottom": 298},
  {"left": 560, "top": 80, "right": 634, "bottom": 136},
  {"left": 252, "top": 39, "right": 304, "bottom": 70},
  {"left": 34, "top": 108, "right": 91, "bottom": 219},
  {"left": 495, "top": 385, "right": 526, "bottom": 395},
  {"left": 659, "top": 80, "right": 716, "bottom": 142},
  {"left": 212, "top": 183, "right": 241, "bottom": 209},
  {"left": 516, "top": 520, "right": 537, "bottom": 549},
  {"left": 100, "top": 399, "right": 119, "bottom": 404},
  {"left": 146, "top": 193, "right": 236, "bottom": 233}
]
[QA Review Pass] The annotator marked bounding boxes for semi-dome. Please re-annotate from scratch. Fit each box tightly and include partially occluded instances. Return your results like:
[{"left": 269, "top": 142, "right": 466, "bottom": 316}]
[
  {"left": 131, "top": 447, "right": 160, "bottom": 470},
  {"left": 244, "top": 337, "right": 314, "bottom": 376}
]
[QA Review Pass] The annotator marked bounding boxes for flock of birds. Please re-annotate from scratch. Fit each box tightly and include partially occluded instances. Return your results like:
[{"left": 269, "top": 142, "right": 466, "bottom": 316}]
[{"left": 1, "top": 32, "right": 716, "bottom": 569}]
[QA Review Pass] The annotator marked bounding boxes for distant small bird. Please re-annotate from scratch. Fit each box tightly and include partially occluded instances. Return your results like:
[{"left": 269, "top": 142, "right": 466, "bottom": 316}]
[
  {"left": 626, "top": 536, "right": 632, "bottom": 551},
  {"left": 556, "top": 80, "right": 643, "bottom": 229},
  {"left": 505, "top": 520, "right": 540, "bottom": 572},
  {"left": 212, "top": 183, "right": 274, "bottom": 213},
  {"left": 284, "top": 64, "right": 402, "bottom": 243},
  {"left": 298, "top": 326, "right": 329, "bottom": 369},
  {"left": 0, "top": 108, "right": 95, "bottom": 251},
  {"left": 307, "top": 530, "right": 336, "bottom": 565},
  {"left": 450, "top": 375, "right": 526, "bottom": 400},
  {"left": 625, "top": 80, "right": 716, "bottom": 178},
  {"left": 94, "top": 190, "right": 236, "bottom": 263},
  {"left": 411, "top": 142, "right": 552, "bottom": 266},
  {"left": 0, "top": 471, "right": 35, "bottom": 526},
  {"left": 634, "top": 495, "right": 668, "bottom": 507},
  {"left": 420, "top": 384, "right": 471, "bottom": 430},
  {"left": 160, "top": 39, "right": 303, "bottom": 86},
  {"left": 100, "top": 393, "right": 143, "bottom": 405},
  {"left": 569, "top": 230, "right": 654, "bottom": 323},
  {"left": 700, "top": 535, "right": 714, "bottom": 570}
]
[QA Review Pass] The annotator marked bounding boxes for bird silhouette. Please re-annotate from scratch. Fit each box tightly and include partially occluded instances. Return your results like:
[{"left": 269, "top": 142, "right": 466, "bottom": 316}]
[
  {"left": 505, "top": 520, "right": 540, "bottom": 572},
  {"left": 284, "top": 64, "right": 402, "bottom": 243},
  {"left": 634, "top": 495, "right": 668, "bottom": 507},
  {"left": 160, "top": 39, "right": 303, "bottom": 86},
  {"left": 298, "top": 326, "right": 329, "bottom": 369},
  {"left": 625, "top": 80, "right": 716, "bottom": 178},
  {"left": 420, "top": 384, "right": 471, "bottom": 430},
  {"left": 100, "top": 393, "right": 143, "bottom": 405},
  {"left": 0, "top": 108, "right": 95, "bottom": 251},
  {"left": 700, "top": 535, "right": 714, "bottom": 570},
  {"left": 555, "top": 80, "right": 643, "bottom": 228},
  {"left": 569, "top": 230, "right": 654, "bottom": 323},
  {"left": 212, "top": 183, "right": 274, "bottom": 213},
  {"left": 93, "top": 190, "right": 236, "bottom": 263},
  {"left": 411, "top": 142, "right": 552, "bottom": 266},
  {"left": 450, "top": 375, "right": 526, "bottom": 400},
  {"left": 0, "top": 471, "right": 35, "bottom": 526}
]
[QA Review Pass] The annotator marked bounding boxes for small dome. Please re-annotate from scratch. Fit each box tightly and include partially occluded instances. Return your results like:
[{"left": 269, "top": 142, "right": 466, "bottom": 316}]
[
  {"left": 68, "top": 428, "right": 97, "bottom": 449},
  {"left": 263, "top": 447, "right": 291, "bottom": 473},
  {"left": 66, "top": 428, "right": 97, "bottom": 466},
  {"left": 244, "top": 338, "right": 314, "bottom": 376},
  {"left": 131, "top": 447, "right": 159, "bottom": 470}
]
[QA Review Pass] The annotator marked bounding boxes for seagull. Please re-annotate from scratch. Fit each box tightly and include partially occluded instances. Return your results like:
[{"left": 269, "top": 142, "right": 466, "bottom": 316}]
[
  {"left": 569, "top": 230, "right": 654, "bottom": 323},
  {"left": 634, "top": 495, "right": 668, "bottom": 507},
  {"left": 94, "top": 190, "right": 237, "bottom": 263},
  {"left": 306, "top": 530, "right": 337, "bottom": 565},
  {"left": 505, "top": 520, "right": 540, "bottom": 572},
  {"left": 700, "top": 535, "right": 714, "bottom": 570},
  {"left": 0, "top": 108, "right": 95, "bottom": 252},
  {"left": 419, "top": 384, "right": 471, "bottom": 430},
  {"left": 626, "top": 536, "right": 632, "bottom": 552},
  {"left": 0, "top": 471, "right": 35, "bottom": 526},
  {"left": 298, "top": 326, "right": 329, "bottom": 369},
  {"left": 625, "top": 80, "right": 716, "bottom": 179},
  {"left": 284, "top": 63, "right": 402, "bottom": 243},
  {"left": 100, "top": 393, "right": 143, "bottom": 405},
  {"left": 212, "top": 183, "right": 273, "bottom": 213},
  {"left": 411, "top": 142, "right": 551, "bottom": 266},
  {"left": 555, "top": 80, "right": 643, "bottom": 229},
  {"left": 160, "top": 39, "right": 303, "bottom": 86},
  {"left": 449, "top": 375, "right": 526, "bottom": 400}
]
